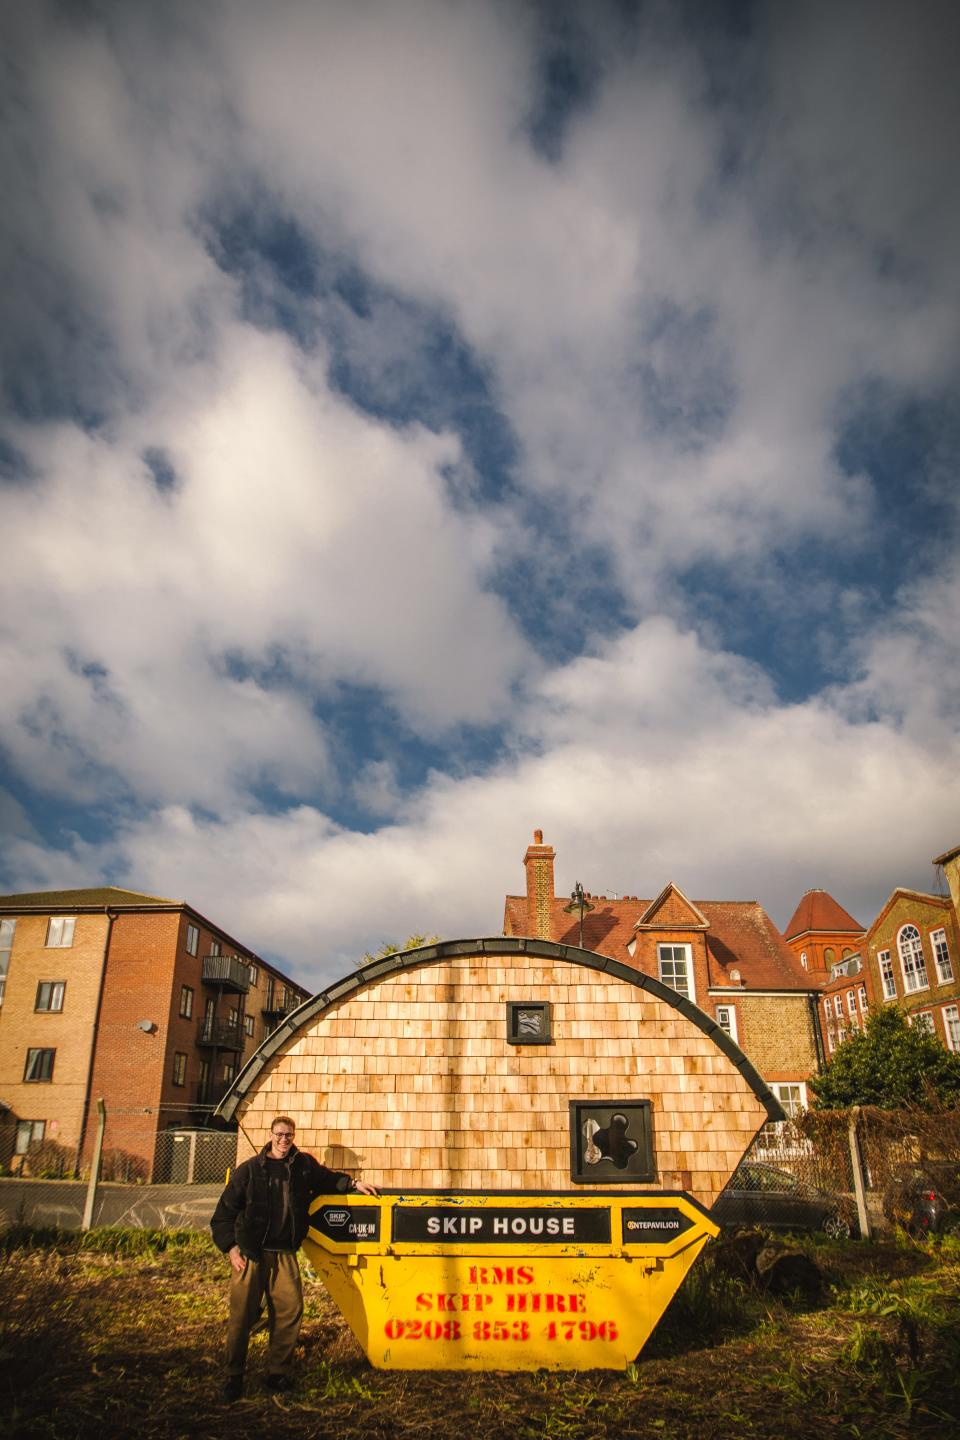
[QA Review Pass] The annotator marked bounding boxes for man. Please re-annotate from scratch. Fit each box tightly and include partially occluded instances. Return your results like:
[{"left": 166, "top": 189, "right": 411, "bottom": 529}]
[{"left": 211, "top": 1115, "right": 379, "bottom": 1401}]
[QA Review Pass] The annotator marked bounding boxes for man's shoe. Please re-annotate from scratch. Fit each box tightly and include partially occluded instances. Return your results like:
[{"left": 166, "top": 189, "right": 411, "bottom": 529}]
[
  {"left": 221, "top": 1376, "right": 243, "bottom": 1403},
  {"left": 265, "top": 1373, "right": 292, "bottom": 1394}
]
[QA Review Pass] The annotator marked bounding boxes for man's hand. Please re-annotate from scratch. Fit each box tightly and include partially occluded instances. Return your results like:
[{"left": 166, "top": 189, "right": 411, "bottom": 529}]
[
  {"left": 353, "top": 1181, "right": 380, "bottom": 1196},
  {"left": 228, "top": 1245, "right": 247, "bottom": 1274}
]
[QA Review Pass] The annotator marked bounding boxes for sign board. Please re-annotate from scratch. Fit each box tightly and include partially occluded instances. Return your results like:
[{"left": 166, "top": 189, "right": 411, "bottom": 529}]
[{"left": 303, "top": 1191, "right": 718, "bottom": 1371}]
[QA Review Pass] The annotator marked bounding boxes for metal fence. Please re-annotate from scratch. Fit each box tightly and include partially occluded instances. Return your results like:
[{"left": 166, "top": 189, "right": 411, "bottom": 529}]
[{"left": 0, "top": 1106, "right": 238, "bottom": 1186}]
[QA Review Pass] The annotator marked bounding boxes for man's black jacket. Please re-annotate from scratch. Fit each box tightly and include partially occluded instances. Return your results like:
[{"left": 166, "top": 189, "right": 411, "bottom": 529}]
[{"left": 210, "top": 1143, "right": 354, "bottom": 1259}]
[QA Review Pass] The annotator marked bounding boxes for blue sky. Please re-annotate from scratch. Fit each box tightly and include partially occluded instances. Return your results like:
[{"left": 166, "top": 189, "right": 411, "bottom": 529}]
[{"left": 1, "top": 1, "right": 959, "bottom": 984}]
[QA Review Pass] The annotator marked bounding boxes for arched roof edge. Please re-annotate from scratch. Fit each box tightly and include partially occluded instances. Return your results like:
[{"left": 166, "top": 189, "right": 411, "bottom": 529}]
[{"left": 216, "top": 937, "right": 785, "bottom": 1123}]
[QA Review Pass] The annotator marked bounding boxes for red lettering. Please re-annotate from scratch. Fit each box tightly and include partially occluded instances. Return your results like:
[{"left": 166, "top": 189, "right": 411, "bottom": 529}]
[{"left": 415, "top": 1293, "right": 432, "bottom": 1311}]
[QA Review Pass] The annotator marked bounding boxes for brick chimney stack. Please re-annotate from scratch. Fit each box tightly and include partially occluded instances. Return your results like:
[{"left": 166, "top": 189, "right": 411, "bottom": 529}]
[
  {"left": 933, "top": 842, "right": 960, "bottom": 915},
  {"left": 523, "top": 829, "right": 556, "bottom": 939}
]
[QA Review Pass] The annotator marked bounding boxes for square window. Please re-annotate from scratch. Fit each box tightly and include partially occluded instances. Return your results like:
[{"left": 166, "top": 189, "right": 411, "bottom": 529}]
[
  {"left": 15, "top": 1119, "right": 45, "bottom": 1155},
  {"left": 570, "top": 1100, "right": 655, "bottom": 1184},
  {"left": 35, "top": 980, "right": 66, "bottom": 1012},
  {"left": 45, "top": 917, "right": 75, "bottom": 948},
  {"left": 172, "top": 1051, "right": 187, "bottom": 1087},
  {"left": 185, "top": 924, "right": 199, "bottom": 956},
  {"left": 657, "top": 944, "right": 694, "bottom": 1002},
  {"left": 771, "top": 1083, "right": 806, "bottom": 1118},
  {"left": 179, "top": 984, "right": 194, "bottom": 1019},
  {"left": 911, "top": 1012, "right": 935, "bottom": 1036},
  {"left": 506, "top": 1000, "right": 553, "bottom": 1045},
  {"left": 24, "top": 1047, "right": 55, "bottom": 1082}
]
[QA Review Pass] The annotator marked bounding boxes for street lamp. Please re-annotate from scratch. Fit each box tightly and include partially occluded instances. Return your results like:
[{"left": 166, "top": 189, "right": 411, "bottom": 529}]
[{"left": 563, "top": 882, "right": 595, "bottom": 949}]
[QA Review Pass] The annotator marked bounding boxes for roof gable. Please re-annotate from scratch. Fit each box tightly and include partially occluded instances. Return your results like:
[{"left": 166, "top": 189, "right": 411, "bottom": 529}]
[
  {"left": 865, "top": 887, "right": 950, "bottom": 938},
  {"left": 635, "top": 882, "right": 709, "bottom": 931}
]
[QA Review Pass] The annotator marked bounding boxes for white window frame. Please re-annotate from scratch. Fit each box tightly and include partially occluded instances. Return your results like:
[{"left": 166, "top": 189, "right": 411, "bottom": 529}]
[
  {"left": 858, "top": 985, "right": 868, "bottom": 1013},
  {"left": 846, "top": 990, "right": 857, "bottom": 1017},
  {"left": 770, "top": 1082, "right": 807, "bottom": 1118},
  {"left": 657, "top": 943, "right": 695, "bottom": 1003},
  {"left": 878, "top": 949, "right": 896, "bottom": 1000},
  {"left": 244, "top": 1014, "right": 254, "bottom": 1037},
  {"left": 715, "top": 1004, "right": 737, "bottom": 1041},
  {"left": 943, "top": 1004, "right": 960, "bottom": 1052},
  {"left": 898, "top": 925, "right": 929, "bottom": 993},
  {"left": 823, "top": 998, "right": 832, "bottom": 1019},
  {"left": 185, "top": 923, "right": 199, "bottom": 957},
  {"left": 931, "top": 929, "right": 954, "bottom": 985},
  {"left": 834, "top": 995, "right": 843, "bottom": 1018},
  {"left": 209, "top": 938, "right": 220, "bottom": 956},
  {"left": 45, "top": 916, "right": 75, "bottom": 948},
  {"left": 910, "top": 1011, "right": 935, "bottom": 1036},
  {"left": 248, "top": 963, "right": 258, "bottom": 986}
]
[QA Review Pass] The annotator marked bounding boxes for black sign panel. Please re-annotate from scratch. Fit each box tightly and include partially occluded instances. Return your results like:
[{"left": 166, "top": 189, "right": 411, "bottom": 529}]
[
  {"left": 621, "top": 1207, "right": 694, "bottom": 1244},
  {"left": 392, "top": 1206, "right": 611, "bottom": 1245},
  {"left": 311, "top": 1205, "right": 381, "bottom": 1243}
]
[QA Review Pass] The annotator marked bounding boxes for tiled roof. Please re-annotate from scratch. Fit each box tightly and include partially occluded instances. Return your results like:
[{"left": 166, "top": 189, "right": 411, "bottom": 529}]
[
  {"left": 0, "top": 886, "right": 180, "bottom": 910},
  {"left": 503, "top": 893, "right": 813, "bottom": 991},
  {"left": 782, "top": 889, "right": 864, "bottom": 939}
]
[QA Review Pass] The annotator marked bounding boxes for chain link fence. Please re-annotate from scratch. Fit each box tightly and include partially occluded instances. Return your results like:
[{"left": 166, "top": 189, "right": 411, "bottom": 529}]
[{"left": 0, "top": 1106, "right": 237, "bottom": 1185}]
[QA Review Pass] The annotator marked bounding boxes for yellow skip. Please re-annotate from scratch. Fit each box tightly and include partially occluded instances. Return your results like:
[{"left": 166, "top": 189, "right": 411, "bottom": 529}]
[{"left": 303, "top": 1191, "right": 718, "bottom": 1371}]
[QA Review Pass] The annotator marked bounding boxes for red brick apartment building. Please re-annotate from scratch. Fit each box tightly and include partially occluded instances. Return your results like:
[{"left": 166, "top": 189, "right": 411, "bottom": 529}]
[
  {"left": 783, "top": 843, "right": 960, "bottom": 1060},
  {"left": 504, "top": 833, "right": 823, "bottom": 1120},
  {"left": 0, "top": 888, "right": 306, "bottom": 1179}
]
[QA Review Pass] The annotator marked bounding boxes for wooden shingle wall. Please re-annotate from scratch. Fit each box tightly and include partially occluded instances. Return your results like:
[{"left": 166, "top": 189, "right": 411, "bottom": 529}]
[{"left": 236, "top": 953, "right": 769, "bottom": 1207}]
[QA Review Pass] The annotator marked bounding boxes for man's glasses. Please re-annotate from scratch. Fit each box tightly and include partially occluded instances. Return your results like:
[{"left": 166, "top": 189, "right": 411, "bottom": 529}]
[{"left": 272, "top": 1131, "right": 295, "bottom": 1140}]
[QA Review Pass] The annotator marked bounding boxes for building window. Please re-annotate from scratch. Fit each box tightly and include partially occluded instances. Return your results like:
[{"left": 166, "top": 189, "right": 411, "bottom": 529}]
[
  {"left": 179, "top": 985, "right": 194, "bottom": 1019},
  {"left": 172, "top": 1052, "right": 187, "bottom": 1087},
  {"left": 826, "top": 1027, "right": 836, "bottom": 1053},
  {"left": 898, "top": 925, "right": 929, "bottom": 993},
  {"left": 199, "top": 1059, "right": 210, "bottom": 1088},
  {"left": 878, "top": 950, "right": 897, "bottom": 1000},
  {"left": 248, "top": 963, "right": 258, "bottom": 986},
  {"left": 35, "top": 981, "right": 66, "bottom": 1012},
  {"left": 223, "top": 1062, "right": 235, "bottom": 1082},
  {"left": 228, "top": 1006, "right": 239, "bottom": 1027},
  {"left": 911, "top": 1012, "right": 935, "bottom": 1036},
  {"left": 0, "top": 917, "right": 15, "bottom": 1007},
  {"left": 823, "top": 947, "right": 836, "bottom": 966},
  {"left": 15, "top": 1119, "right": 45, "bottom": 1154},
  {"left": 771, "top": 1083, "right": 806, "bottom": 1118},
  {"left": 24, "top": 1047, "right": 55, "bottom": 1082},
  {"left": 800, "top": 950, "right": 808, "bottom": 969},
  {"left": 244, "top": 1014, "right": 254, "bottom": 1037},
  {"left": 715, "top": 1004, "right": 737, "bottom": 1041},
  {"left": 944, "top": 1005, "right": 960, "bottom": 1052},
  {"left": 209, "top": 938, "right": 220, "bottom": 956},
  {"left": 858, "top": 985, "right": 868, "bottom": 1013},
  {"left": 657, "top": 944, "right": 694, "bottom": 1002},
  {"left": 823, "top": 998, "right": 831, "bottom": 1019},
  {"left": 834, "top": 995, "right": 843, "bottom": 1018},
  {"left": 45, "top": 917, "right": 75, "bottom": 948},
  {"left": 931, "top": 929, "right": 954, "bottom": 984},
  {"left": 847, "top": 990, "right": 857, "bottom": 1017},
  {"left": 185, "top": 923, "right": 199, "bottom": 956}
]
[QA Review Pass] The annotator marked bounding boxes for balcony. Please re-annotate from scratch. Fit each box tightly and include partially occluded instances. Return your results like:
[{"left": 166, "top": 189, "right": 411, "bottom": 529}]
[
  {"left": 261, "top": 998, "right": 301, "bottom": 1025},
  {"left": 193, "top": 1079, "right": 234, "bottom": 1107},
  {"left": 202, "top": 955, "right": 251, "bottom": 992},
  {"left": 197, "top": 1017, "right": 244, "bottom": 1051}
]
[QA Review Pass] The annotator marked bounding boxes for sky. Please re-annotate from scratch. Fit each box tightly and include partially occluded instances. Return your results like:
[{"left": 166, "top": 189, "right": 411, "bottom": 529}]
[{"left": 1, "top": 0, "right": 959, "bottom": 987}]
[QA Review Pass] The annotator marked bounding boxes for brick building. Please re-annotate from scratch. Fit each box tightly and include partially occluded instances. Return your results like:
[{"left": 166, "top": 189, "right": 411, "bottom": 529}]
[
  {"left": 784, "top": 843, "right": 960, "bottom": 1059},
  {"left": 0, "top": 887, "right": 305, "bottom": 1178},
  {"left": 503, "top": 833, "right": 823, "bottom": 1119}
]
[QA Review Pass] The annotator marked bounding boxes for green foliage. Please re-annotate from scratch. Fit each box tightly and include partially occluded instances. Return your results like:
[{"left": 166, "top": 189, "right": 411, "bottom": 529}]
[
  {"left": 809, "top": 1006, "right": 960, "bottom": 1109},
  {"left": 359, "top": 932, "right": 442, "bottom": 965}
]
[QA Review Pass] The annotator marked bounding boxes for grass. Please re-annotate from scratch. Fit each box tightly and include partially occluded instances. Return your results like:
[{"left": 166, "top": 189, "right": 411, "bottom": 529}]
[{"left": 0, "top": 1228, "right": 958, "bottom": 1438}]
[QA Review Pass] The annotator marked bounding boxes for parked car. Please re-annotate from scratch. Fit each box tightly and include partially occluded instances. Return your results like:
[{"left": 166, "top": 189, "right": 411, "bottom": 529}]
[
  {"left": 713, "top": 1161, "right": 856, "bottom": 1238},
  {"left": 882, "top": 1163, "right": 960, "bottom": 1237}
]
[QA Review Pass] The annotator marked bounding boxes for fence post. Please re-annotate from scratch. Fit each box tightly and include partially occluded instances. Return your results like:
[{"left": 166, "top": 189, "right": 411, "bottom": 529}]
[
  {"left": 848, "top": 1105, "right": 871, "bottom": 1240},
  {"left": 81, "top": 1098, "right": 107, "bottom": 1232}
]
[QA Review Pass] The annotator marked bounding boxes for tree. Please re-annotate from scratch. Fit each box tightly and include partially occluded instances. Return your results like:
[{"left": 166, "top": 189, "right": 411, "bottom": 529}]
[{"left": 809, "top": 1006, "right": 960, "bottom": 1110}]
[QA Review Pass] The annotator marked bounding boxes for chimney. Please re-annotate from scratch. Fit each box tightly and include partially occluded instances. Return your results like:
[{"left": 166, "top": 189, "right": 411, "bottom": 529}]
[
  {"left": 523, "top": 829, "right": 556, "bottom": 940},
  {"left": 933, "top": 842, "right": 960, "bottom": 914}
]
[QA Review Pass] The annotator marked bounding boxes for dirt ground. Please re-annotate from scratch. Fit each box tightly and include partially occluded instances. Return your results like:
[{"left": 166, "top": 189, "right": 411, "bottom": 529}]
[{"left": 1, "top": 1229, "right": 958, "bottom": 1440}]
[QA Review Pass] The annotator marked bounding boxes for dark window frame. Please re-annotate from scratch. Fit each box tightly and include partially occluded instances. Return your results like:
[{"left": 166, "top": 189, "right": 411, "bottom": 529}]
[
  {"left": 35, "top": 980, "right": 66, "bottom": 1013},
  {"left": 24, "top": 1047, "right": 56, "bottom": 1082},
  {"left": 172, "top": 1051, "right": 187, "bottom": 1087},
  {"left": 179, "top": 984, "right": 194, "bottom": 1019}
]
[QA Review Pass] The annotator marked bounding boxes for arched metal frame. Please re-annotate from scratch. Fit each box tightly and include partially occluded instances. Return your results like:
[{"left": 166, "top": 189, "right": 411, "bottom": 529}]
[{"left": 215, "top": 936, "right": 786, "bottom": 1123}]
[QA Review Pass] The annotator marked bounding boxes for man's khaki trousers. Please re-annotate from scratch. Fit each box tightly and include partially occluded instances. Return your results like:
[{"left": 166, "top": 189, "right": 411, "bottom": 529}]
[{"left": 226, "top": 1250, "right": 304, "bottom": 1378}]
